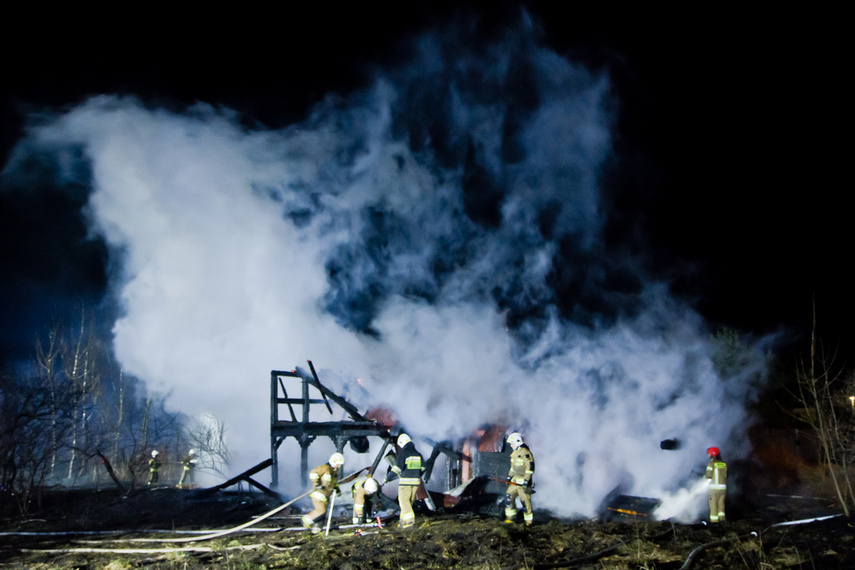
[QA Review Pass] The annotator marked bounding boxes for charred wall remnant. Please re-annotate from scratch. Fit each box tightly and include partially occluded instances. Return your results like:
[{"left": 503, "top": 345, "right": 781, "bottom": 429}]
[
  {"left": 269, "top": 361, "right": 514, "bottom": 510},
  {"left": 269, "top": 361, "right": 393, "bottom": 488}
]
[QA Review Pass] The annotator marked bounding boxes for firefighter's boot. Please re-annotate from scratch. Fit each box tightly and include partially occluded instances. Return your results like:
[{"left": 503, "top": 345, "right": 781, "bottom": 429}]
[{"left": 302, "top": 514, "right": 321, "bottom": 534}]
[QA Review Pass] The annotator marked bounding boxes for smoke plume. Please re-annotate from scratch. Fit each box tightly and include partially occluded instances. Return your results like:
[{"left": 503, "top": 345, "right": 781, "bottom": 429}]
[{"left": 5, "top": 18, "right": 765, "bottom": 518}]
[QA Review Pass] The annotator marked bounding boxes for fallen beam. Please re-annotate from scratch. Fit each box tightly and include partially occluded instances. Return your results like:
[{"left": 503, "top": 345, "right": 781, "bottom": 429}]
[{"left": 195, "top": 459, "right": 274, "bottom": 498}]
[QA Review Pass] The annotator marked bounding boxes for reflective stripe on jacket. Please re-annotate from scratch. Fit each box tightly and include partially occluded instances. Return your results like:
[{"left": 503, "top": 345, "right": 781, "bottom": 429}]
[
  {"left": 509, "top": 444, "right": 535, "bottom": 485},
  {"left": 705, "top": 458, "right": 727, "bottom": 489},
  {"left": 395, "top": 442, "right": 424, "bottom": 486},
  {"left": 309, "top": 462, "right": 339, "bottom": 497}
]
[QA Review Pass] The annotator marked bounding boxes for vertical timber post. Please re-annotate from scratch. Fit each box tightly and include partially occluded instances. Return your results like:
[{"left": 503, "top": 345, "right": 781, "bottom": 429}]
[
  {"left": 300, "top": 439, "right": 310, "bottom": 488},
  {"left": 301, "top": 373, "right": 310, "bottom": 488},
  {"left": 270, "top": 370, "right": 279, "bottom": 489}
]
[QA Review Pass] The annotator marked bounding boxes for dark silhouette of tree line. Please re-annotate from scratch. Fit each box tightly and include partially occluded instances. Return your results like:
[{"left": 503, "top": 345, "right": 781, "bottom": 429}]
[{"left": 0, "top": 310, "right": 229, "bottom": 515}]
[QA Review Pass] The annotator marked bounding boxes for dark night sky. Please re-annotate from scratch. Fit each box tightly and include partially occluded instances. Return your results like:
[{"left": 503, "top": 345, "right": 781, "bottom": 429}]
[{"left": 1, "top": 3, "right": 849, "bottom": 368}]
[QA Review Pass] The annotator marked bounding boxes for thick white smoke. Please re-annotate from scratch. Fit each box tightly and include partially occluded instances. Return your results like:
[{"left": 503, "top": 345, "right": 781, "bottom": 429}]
[{"left": 8, "top": 20, "right": 765, "bottom": 518}]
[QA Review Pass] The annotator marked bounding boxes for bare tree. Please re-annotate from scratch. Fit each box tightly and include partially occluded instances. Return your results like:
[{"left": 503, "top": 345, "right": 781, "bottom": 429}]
[
  {"left": 65, "top": 311, "right": 102, "bottom": 482},
  {"left": 0, "top": 367, "right": 75, "bottom": 514},
  {"left": 34, "top": 326, "right": 65, "bottom": 477},
  {"left": 185, "top": 413, "right": 232, "bottom": 478},
  {"left": 5, "top": 315, "right": 211, "bottom": 500},
  {"left": 792, "top": 299, "right": 855, "bottom": 516}
]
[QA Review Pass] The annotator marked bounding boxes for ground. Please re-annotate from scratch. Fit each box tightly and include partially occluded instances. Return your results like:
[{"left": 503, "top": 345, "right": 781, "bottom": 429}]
[{"left": 0, "top": 486, "right": 853, "bottom": 569}]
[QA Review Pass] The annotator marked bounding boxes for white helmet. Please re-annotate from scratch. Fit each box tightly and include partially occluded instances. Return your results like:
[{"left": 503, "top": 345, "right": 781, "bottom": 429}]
[
  {"left": 397, "top": 433, "right": 411, "bottom": 447},
  {"left": 189, "top": 449, "right": 196, "bottom": 455},
  {"left": 151, "top": 450, "right": 159, "bottom": 457},
  {"left": 363, "top": 477, "right": 379, "bottom": 494},
  {"left": 507, "top": 432, "right": 524, "bottom": 450},
  {"left": 329, "top": 452, "right": 345, "bottom": 468}
]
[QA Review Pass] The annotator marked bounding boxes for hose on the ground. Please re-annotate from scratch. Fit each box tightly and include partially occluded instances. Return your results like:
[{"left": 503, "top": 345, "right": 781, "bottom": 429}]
[
  {"left": 678, "top": 513, "right": 843, "bottom": 569},
  {"left": 6, "top": 487, "right": 312, "bottom": 555},
  {"left": 123, "top": 488, "right": 313, "bottom": 543},
  {"left": 9, "top": 468, "right": 371, "bottom": 554}
]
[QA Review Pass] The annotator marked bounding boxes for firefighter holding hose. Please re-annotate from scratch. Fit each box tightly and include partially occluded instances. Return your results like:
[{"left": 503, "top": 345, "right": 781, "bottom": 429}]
[
  {"left": 705, "top": 446, "right": 727, "bottom": 522},
  {"left": 177, "top": 449, "right": 197, "bottom": 488},
  {"left": 302, "top": 452, "right": 345, "bottom": 533},
  {"left": 504, "top": 432, "right": 535, "bottom": 526}
]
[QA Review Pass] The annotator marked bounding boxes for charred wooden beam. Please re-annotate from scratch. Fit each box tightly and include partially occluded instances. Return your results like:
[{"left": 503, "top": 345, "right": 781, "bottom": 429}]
[
  {"left": 271, "top": 421, "right": 390, "bottom": 438},
  {"left": 244, "top": 476, "right": 279, "bottom": 498},
  {"left": 196, "top": 458, "right": 274, "bottom": 497},
  {"left": 270, "top": 365, "right": 393, "bottom": 489}
]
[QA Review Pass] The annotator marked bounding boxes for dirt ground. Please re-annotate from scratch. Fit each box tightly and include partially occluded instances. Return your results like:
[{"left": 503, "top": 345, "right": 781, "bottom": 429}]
[{"left": 1, "top": 485, "right": 853, "bottom": 569}]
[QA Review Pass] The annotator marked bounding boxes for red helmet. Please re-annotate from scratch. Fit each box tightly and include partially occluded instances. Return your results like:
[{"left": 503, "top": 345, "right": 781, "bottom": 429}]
[{"left": 707, "top": 446, "right": 720, "bottom": 457}]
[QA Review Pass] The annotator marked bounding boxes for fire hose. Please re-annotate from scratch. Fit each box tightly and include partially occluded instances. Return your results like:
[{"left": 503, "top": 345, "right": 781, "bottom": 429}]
[
  {"left": 489, "top": 476, "right": 536, "bottom": 493},
  {"left": 92, "top": 467, "right": 371, "bottom": 545},
  {"left": 123, "top": 466, "right": 371, "bottom": 544},
  {"left": 121, "top": 487, "right": 314, "bottom": 543},
  {"left": 14, "top": 485, "right": 356, "bottom": 555},
  {"left": 526, "top": 512, "right": 844, "bottom": 570},
  {"left": 678, "top": 513, "right": 843, "bottom": 569},
  {"left": 11, "top": 466, "right": 377, "bottom": 557},
  {"left": 13, "top": 489, "right": 312, "bottom": 555}
]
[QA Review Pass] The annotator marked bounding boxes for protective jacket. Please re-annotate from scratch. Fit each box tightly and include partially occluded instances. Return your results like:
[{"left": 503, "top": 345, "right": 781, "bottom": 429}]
[
  {"left": 509, "top": 444, "right": 535, "bottom": 485},
  {"left": 705, "top": 457, "right": 727, "bottom": 488},
  {"left": 309, "top": 462, "right": 340, "bottom": 499},
  {"left": 392, "top": 442, "right": 424, "bottom": 486}
]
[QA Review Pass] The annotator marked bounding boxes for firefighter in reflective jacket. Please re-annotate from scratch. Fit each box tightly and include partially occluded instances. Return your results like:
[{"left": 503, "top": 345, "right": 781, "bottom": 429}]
[
  {"left": 351, "top": 474, "right": 379, "bottom": 524},
  {"left": 177, "top": 449, "right": 197, "bottom": 488},
  {"left": 385, "top": 433, "right": 424, "bottom": 528},
  {"left": 148, "top": 450, "right": 161, "bottom": 485},
  {"left": 504, "top": 432, "right": 535, "bottom": 525},
  {"left": 302, "top": 452, "right": 344, "bottom": 533},
  {"left": 705, "top": 446, "right": 727, "bottom": 523}
]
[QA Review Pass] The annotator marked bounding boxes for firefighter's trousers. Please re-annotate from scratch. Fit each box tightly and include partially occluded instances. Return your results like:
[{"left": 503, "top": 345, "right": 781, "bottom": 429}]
[
  {"left": 708, "top": 487, "right": 726, "bottom": 522},
  {"left": 398, "top": 484, "right": 417, "bottom": 527},
  {"left": 505, "top": 484, "right": 534, "bottom": 525},
  {"left": 353, "top": 488, "right": 373, "bottom": 524},
  {"left": 302, "top": 491, "right": 329, "bottom": 529}
]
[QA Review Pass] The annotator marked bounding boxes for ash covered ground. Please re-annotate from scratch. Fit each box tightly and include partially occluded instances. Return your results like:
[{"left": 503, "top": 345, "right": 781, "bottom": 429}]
[{"left": 1, "top": 484, "right": 852, "bottom": 569}]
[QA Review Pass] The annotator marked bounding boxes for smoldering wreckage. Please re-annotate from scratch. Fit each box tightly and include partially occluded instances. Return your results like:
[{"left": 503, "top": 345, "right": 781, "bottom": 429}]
[{"left": 1, "top": 362, "right": 852, "bottom": 569}]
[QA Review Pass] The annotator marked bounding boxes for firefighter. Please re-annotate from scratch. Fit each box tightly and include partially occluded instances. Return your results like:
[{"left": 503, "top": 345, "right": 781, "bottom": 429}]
[
  {"left": 705, "top": 446, "right": 727, "bottom": 522},
  {"left": 351, "top": 474, "right": 379, "bottom": 524},
  {"left": 148, "top": 450, "right": 161, "bottom": 485},
  {"left": 302, "top": 452, "right": 345, "bottom": 533},
  {"left": 504, "top": 432, "right": 535, "bottom": 526},
  {"left": 177, "top": 449, "right": 197, "bottom": 488},
  {"left": 384, "top": 433, "right": 424, "bottom": 529}
]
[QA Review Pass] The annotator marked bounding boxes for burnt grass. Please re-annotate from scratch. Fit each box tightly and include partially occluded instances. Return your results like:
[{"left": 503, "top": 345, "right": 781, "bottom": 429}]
[{"left": 1, "top": 487, "right": 853, "bottom": 569}]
